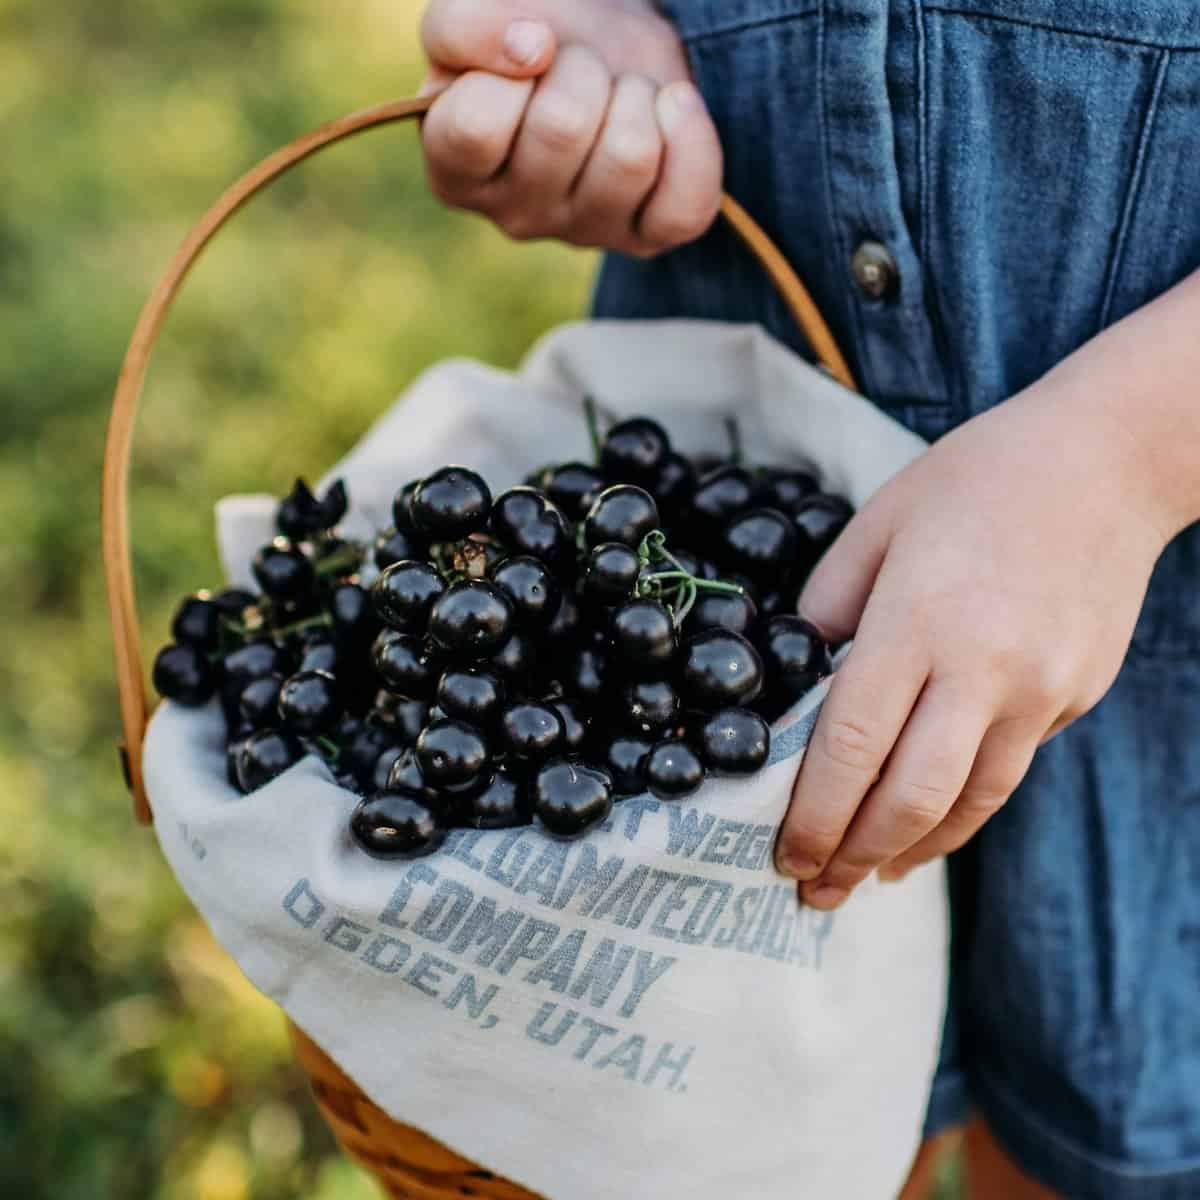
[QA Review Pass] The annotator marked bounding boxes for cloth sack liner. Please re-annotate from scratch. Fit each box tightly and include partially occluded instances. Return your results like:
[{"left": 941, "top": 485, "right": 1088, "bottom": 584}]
[{"left": 146, "top": 320, "right": 948, "bottom": 1200}]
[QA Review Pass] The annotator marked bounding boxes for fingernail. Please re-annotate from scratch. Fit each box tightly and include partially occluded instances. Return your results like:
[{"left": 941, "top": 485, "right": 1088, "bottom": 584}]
[
  {"left": 655, "top": 80, "right": 701, "bottom": 136},
  {"left": 804, "top": 883, "right": 849, "bottom": 907},
  {"left": 877, "top": 865, "right": 907, "bottom": 883},
  {"left": 776, "top": 852, "right": 823, "bottom": 881},
  {"left": 504, "top": 19, "right": 551, "bottom": 67}
]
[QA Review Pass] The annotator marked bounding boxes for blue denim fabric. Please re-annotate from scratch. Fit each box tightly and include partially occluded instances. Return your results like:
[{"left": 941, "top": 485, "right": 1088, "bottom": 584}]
[{"left": 593, "top": 4, "right": 1200, "bottom": 1196}]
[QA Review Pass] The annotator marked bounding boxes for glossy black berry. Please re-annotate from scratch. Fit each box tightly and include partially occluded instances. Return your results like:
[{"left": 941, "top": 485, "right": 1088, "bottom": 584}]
[
  {"left": 490, "top": 556, "right": 561, "bottom": 630},
  {"left": 464, "top": 767, "right": 531, "bottom": 829},
  {"left": 722, "top": 507, "right": 799, "bottom": 581},
  {"left": 392, "top": 480, "right": 422, "bottom": 535},
  {"left": 650, "top": 452, "right": 697, "bottom": 521},
  {"left": 699, "top": 708, "right": 770, "bottom": 775},
  {"left": 385, "top": 750, "right": 439, "bottom": 807},
  {"left": 226, "top": 731, "right": 254, "bottom": 788},
  {"left": 584, "top": 485, "right": 660, "bottom": 549},
  {"left": 680, "top": 629, "right": 765, "bottom": 709},
  {"left": 299, "top": 639, "right": 340, "bottom": 675},
  {"left": 610, "top": 599, "right": 677, "bottom": 670},
  {"left": 341, "top": 724, "right": 398, "bottom": 785},
  {"left": 238, "top": 673, "right": 285, "bottom": 729},
  {"left": 533, "top": 760, "right": 613, "bottom": 838},
  {"left": 171, "top": 595, "right": 222, "bottom": 650},
  {"left": 371, "top": 692, "right": 429, "bottom": 745},
  {"left": 153, "top": 643, "right": 217, "bottom": 706},
  {"left": 690, "top": 466, "right": 754, "bottom": 531},
  {"left": 551, "top": 699, "right": 589, "bottom": 753},
  {"left": 582, "top": 542, "right": 641, "bottom": 604},
  {"left": 371, "top": 630, "right": 441, "bottom": 698},
  {"left": 235, "top": 729, "right": 303, "bottom": 793},
  {"left": 211, "top": 587, "right": 257, "bottom": 620},
  {"left": 602, "top": 734, "right": 652, "bottom": 795},
  {"left": 486, "top": 630, "right": 536, "bottom": 681},
  {"left": 373, "top": 561, "right": 445, "bottom": 631},
  {"left": 565, "top": 646, "right": 609, "bottom": 704},
  {"left": 374, "top": 526, "right": 424, "bottom": 571},
  {"left": 251, "top": 540, "right": 315, "bottom": 601},
  {"left": 276, "top": 478, "right": 322, "bottom": 540},
  {"left": 756, "top": 468, "right": 818, "bottom": 515},
  {"left": 323, "top": 585, "right": 373, "bottom": 649},
  {"left": 758, "top": 615, "right": 832, "bottom": 707},
  {"left": 544, "top": 590, "right": 581, "bottom": 645},
  {"left": 437, "top": 667, "right": 506, "bottom": 729},
  {"left": 416, "top": 718, "right": 490, "bottom": 787},
  {"left": 278, "top": 669, "right": 341, "bottom": 736},
  {"left": 500, "top": 702, "right": 564, "bottom": 762},
  {"left": 600, "top": 416, "right": 670, "bottom": 483},
  {"left": 793, "top": 493, "right": 854, "bottom": 557},
  {"left": 541, "top": 462, "right": 606, "bottom": 521},
  {"left": 644, "top": 739, "right": 705, "bottom": 799},
  {"left": 411, "top": 466, "right": 492, "bottom": 539},
  {"left": 684, "top": 588, "right": 758, "bottom": 638},
  {"left": 351, "top": 791, "right": 444, "bottom": 859},
  {"left": 489, "top": 487, "right": 572, "bottom": 564},
  {"left": 316, "top": 479, "right": 348, "bottom": 529},
  {"left": 621, "top": 678, "right": 680, "bottom": 735},
  {"left": 428, "top": 580, "right": 514, "bottom": 657},
  {"left": 221, "top": 642, "right": 289, "bottom": 693}
]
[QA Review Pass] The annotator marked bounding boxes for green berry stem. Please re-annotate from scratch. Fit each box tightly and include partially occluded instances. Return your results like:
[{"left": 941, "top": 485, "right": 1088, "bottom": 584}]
[
  {"left": 270, "top": 612, "right": 333, "bottom": 640},
  {"left": 724, "top": 415, "right": 743, "bottom": 466},
  {"left": 583, "top": 394, "right": 603, "bottom": 464},
  {"left": 312, "top": 735, "right": 340, "bottom": 763},
  {"left": 635, "top": 528, "right": 745, "bottom": 628},
  {"left": 313, "top": 544, "right": 364, "bottom": 577}
]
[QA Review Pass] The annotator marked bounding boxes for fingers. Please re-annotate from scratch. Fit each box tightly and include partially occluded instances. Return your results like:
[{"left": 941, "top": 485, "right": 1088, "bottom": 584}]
[
  {"left": 775, "top": 597, "right": 928, "bottom": 884},
  {"left": 503, "top": 46, "right": 613, "bottom": 232},
  {"left": 422, "top": 72, "right": 534, "bottom": 202},
  {"left": 798, "top": 496, "right": 893, "bottom": 641},
  {"left": 569, "top": 73, "right": 663, "bottom": 252},
  {"left": 637, "top": 81, "right": 722, "bottom": 250},
  {"left": 799, "top": 682, "right": 992, "bottom": 906},
  {"left": 422, "top": 0, "right": 555, "bottom": 77},
  {"left": 878, "top": 718, "right": 1042, "bottom": 880}
]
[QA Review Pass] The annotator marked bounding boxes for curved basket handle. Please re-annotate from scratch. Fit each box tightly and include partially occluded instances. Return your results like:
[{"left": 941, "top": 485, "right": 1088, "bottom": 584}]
[{"left": 103, "top": 93, "right": 856, "bottom": 825}]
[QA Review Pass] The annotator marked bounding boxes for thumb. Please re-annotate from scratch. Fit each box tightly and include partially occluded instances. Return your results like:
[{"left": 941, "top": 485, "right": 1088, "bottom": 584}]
[
  {"left": 421, "top": 0, "right": 557, "bottom": 77},
  {"left": 797, "top": 499, "right": 892, "bottom": 641}
]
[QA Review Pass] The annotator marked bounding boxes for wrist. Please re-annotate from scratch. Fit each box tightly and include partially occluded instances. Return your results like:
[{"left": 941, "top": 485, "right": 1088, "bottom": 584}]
[{"left": 1038, "top": 268, "right": 1200, "bottom": 545}]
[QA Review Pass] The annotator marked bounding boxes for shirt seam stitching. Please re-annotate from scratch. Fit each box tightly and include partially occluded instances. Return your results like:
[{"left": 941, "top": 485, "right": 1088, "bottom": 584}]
[
  {"left": 815, "top": 0, "right": 870, "bottom": 397},
  {"left": 923, "top": 6, "right": 1200, "bottom": 53},
  {"left": 1097, "top": 49, "right": 1170, "bottom": 332},
  {"left": 681, "top": 8, "right": 819, "bottom": 46}
]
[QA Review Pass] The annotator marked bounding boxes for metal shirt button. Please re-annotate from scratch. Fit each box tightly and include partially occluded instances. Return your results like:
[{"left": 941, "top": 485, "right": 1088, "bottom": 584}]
[{"left": 851, "top": 240, "right": 898, "bottom": 300}]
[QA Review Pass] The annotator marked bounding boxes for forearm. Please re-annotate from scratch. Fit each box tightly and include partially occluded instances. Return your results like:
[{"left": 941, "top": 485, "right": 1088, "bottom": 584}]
[{"left": 1037, "top": 267, "right": 1200, "bottom": 543}]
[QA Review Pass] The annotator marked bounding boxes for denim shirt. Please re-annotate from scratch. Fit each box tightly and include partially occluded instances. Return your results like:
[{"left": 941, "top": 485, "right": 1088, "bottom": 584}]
[{"left": 594, "top": 0, "right": 1200, "bottom": 662}]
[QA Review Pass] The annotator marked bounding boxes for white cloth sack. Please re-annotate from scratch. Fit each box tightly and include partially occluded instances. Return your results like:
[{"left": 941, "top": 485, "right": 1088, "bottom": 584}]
[{"left": 146, "top": 320, "right": 948, "bottom": 1200}]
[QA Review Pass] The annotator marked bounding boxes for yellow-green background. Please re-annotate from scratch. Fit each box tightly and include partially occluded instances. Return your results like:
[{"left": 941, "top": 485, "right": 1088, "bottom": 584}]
[{"left": 0, "top": 2, "right": 960, "bottom": 1196}]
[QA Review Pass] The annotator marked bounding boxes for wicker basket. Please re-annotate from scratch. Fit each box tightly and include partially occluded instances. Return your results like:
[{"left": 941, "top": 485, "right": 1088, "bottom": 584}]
[{"left": 100, "top": 94, "right": 856, "bottom": 1197}]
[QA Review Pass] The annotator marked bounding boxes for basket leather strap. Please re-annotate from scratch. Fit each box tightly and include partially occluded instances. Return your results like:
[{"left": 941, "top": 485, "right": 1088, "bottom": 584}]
[{"left": 102, "top": 93, "right": 856, "bottom": 825}]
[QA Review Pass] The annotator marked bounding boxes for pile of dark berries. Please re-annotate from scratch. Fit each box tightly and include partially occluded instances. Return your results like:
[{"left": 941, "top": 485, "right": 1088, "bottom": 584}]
[{"left": 152, "top": 405, "right": 849, "bottom": 859}]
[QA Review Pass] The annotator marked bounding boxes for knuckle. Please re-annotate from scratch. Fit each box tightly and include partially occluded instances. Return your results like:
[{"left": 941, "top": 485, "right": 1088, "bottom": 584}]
[
  {"left": 886, "top": 779, "right": 954, "bottom": 831},
  {"left": 956, "top": 785, "right": 1009, "bottom": 821},
  {"left": 779, "top": 821, "right": 842, "bottom": 866},
  {"left": 604, "top": 128, "right": 661, "bottom": 178},
  {"left": 442, "top": 104, "right": 509, "bottom": 163},
  {"left": 526, "top": 95, "right": 593, "bottom": 154},
  {"left": 819, "top": 716, "right": 883, "bottom": 776}
]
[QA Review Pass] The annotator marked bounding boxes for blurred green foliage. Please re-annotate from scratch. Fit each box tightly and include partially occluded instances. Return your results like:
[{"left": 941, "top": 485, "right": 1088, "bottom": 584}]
[
  {"left": 0, "top": 2, "right": 963, "bottom": 1197},
  {"left": 0, "top": 2, "right": 591, "bottom": 1196}
]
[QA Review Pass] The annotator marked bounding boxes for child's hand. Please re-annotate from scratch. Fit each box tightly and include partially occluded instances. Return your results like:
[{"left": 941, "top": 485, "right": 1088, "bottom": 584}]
[
  {"left": 774, "top": 373, "right": 1176, "bottom": 908},
  {"left": 418, "top": 0, "right": 722, "bottom": 255}
]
